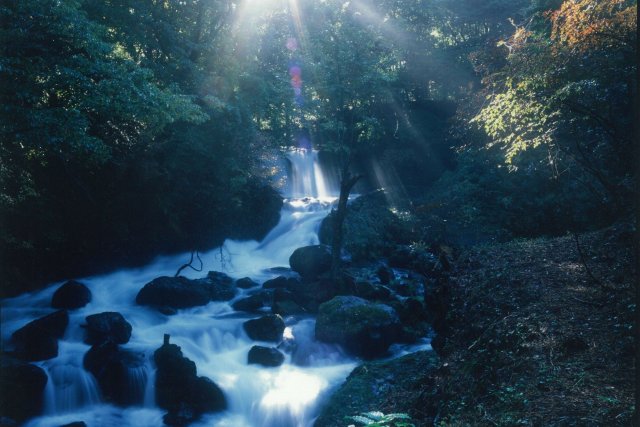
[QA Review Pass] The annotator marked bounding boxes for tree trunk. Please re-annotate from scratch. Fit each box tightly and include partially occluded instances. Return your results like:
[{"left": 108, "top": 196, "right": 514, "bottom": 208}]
[{"left": 330, "top": 167, "right": 361, "bottom": 281}]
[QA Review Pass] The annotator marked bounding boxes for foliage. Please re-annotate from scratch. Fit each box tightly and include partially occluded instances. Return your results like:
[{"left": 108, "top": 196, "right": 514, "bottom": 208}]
[
  {"left": 347, "top": 411, "right": 415, "bottom": 427},
  {"left": 2, "top": 0, "right": 634, "bottom": 294},
  {"left": 0, "top": 0, "right": 206, "bottom": 165},
  {"left": 0, "top": 0, "right": 278, "bottom": 295},
  {"left": 471, "top": 0, "right": 636, "bottom": 210}
]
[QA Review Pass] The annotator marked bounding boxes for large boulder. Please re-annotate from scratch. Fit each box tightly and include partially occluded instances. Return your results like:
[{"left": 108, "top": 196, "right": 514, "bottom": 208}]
[
  {"left": 84, "top": 312, "right": 132, "bottom": 345},
  {"left": 271, "top": 288, "right": 307, "bottom": 316},
  {"left": 247, "top": 346, "right": 285, "bottom": 367},
  {"left": 243, "top": 314, "right": 285, "bottom": 342},
  {"left": 204, "top": 271, "right": 235, "bottom": 292},
  {"left": 0, "top": 356, "right": 48, "bottom": 422},
  {"left": 83, "top": 342, "right": 146, "bottom": 405},
  {"left": 279, "top": 277, "right": 340, "bottom": 314},
  {"left": 353, "top": 281, "right": 392, "bottom": 302},
  {"left": 318, "top": 190, "right": 412, "bottom": 261},
  {"left": 263, "top": 276, "right": 300, "bottom": 289},
  {"left": 289, "top": 245, "right": 332, "bottom": 280},
  {"left": 11, "top": 310, "right": 68, "bottom": 361},
  {"left": 231, "top": 294, "right": 265, "bottom": 312},
  {"left": 315, "top": 296, "right": 402, "bottom": 358},
  {"left": 51, "top": 280, "right": 92, "bottom": 309},
  {"left": 236, "top": 277, "right": 259, "bottom": 289},
  {"left": 136, "top": 272, "right": 236, "bottom": 310},
  {"left": 154, "top": 337, "right": 226, "bottom": 426}
]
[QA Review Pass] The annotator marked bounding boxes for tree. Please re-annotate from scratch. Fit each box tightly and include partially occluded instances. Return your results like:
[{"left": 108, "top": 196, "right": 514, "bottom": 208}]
[
  {"left": 471, "top": 0, "right": 636, "bottom": 212},
  {"left": 295, "top": 0, "right": 404, "bottom": 277}
]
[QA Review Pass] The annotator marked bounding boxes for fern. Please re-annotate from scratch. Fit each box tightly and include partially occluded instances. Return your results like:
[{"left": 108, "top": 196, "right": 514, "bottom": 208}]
[{"left": 346, "top": 411, "right": 415, "bottom": 427}]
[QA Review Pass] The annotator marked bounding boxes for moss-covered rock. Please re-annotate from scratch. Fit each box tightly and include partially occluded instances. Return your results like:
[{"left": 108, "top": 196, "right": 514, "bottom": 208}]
[
  {"left": 319, "top": 190, "right": 413, "bottom": 262},
  {"left": 315, "top": 296, "right": 401, "bottom": 358},
  {"left": 314, "top": 350, "right": 440, "bottom": 427}
]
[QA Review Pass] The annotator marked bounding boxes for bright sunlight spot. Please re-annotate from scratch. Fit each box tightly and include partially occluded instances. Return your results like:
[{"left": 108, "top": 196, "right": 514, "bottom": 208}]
[{"left": 260, "top": 368, "right": 325, "bottom": 412}]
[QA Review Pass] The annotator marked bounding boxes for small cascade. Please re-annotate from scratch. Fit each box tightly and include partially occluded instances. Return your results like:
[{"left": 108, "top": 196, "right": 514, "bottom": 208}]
[
  {"left": 126, "top": 364, "right": 150, "bottom": 406},
  {"left": 42, "top": 342, "right": 101, "bottom": 414}
]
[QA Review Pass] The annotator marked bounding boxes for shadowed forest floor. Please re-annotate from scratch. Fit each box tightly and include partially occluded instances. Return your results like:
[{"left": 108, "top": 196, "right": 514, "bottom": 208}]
[{"left": 432, "top": 222, "right": 636, "bottom": 425}]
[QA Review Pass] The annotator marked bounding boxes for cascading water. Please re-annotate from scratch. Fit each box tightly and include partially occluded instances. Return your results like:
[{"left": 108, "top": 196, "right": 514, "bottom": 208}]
[
  {"left": 285, "top": 149, "right": 335, "bottom": 200},
  {"left": 1, "top": 149, "right": 359, "bottom": 427}
]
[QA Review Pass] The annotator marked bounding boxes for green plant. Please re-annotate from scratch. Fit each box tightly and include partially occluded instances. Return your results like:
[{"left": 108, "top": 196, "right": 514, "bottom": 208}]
[{"left": 347, "top": 411, "right": 415, "bottom": 427}]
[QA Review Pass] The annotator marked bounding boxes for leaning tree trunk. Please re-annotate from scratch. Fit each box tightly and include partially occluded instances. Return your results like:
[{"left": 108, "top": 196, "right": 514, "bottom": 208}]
[{"left": 330, "top": 168, "right": 361, "bottom": 281}]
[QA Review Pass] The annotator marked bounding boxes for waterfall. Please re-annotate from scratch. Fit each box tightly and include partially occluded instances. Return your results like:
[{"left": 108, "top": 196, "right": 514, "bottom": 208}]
[
  {"left": 285, "top": 149, "right": 336, "bottom": 200},
  {"left": 3, "top": 149, "right": 358, "bottom": 427}
]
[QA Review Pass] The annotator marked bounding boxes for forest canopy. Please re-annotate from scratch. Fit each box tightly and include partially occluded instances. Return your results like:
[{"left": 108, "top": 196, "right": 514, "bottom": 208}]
[{"left": 0, "top": 0, "right": 636, "bottom": 295}]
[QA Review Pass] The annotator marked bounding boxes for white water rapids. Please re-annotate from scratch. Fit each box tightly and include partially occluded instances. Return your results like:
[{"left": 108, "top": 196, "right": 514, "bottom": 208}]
[{"left": 1, "top": 150, "right": 427, "bottom": 427}]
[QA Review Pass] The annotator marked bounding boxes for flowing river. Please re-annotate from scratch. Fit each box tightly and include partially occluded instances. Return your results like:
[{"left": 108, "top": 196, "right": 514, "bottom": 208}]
[
  {"left": 1, "top": 150, "right": 358, "bottom": 427},
  {"left": 1, "top": 149, "right": 427, "bottom": 427}
]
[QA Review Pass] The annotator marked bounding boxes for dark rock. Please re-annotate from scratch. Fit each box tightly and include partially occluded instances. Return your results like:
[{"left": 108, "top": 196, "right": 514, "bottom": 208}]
[
  {"left": 315, "top": 296, "right": 402, "bottom": 358},
  {"left": 137, "top": 276, "right": 208, "bottom": 308},
  {"left": 270, "top": 288, "right": 306, "bottom": 315},
  {"left": 243, "top": 314, "right": 285, "bottom": 342},
  {"left": 262, "top": 276, "right": 286, "bottom": 289},
  {"left": 204, "top": 271, "right": 234, "bottom": 288},
  {"left": 163, "top": 404, "right": 197, "bottom": 427},
  {"left": 376, "top": 266, "right": 393, "bottom": 284},
  {"left": 60, "top": 423, "right": 87, "bottom": 427},
  {"left": 247, "top": 346, "right": 285, "bottom": 367},
  {"left": 393, "top": 298, "right": 430, "bottom": 342},
  {"left": 11, "top": 310, "right": 69, "bottom": 361},
  {"left": 262, "top": 276, "right": 300, "bottom": 289},
  {"left": 154, "top": 340, "right": 226, "bottom": 425},
  {"left": 232, "top": 294, "right": 264, "bottom": 312},
  {"left": 191, "top": 376, "right": 227, "bottom": 413},
  {"left": 388, "top": 244, "right": 440, "bottom": 273},
  {"left": 136, "top": 273, "right": 236, "bottom": 310},
  {"left": 289, "top": 245, "right": 332, "bottom": 280},
  {"left": 0, "top": 356, "right": 48, "bottom": 422},
  {"left": 236, "top": 277, "right": 259, "bottom": 289},
  {"left": 51, "top": 280, "right": 92, "bottom": 309},
  {"left": 286, "top": 277, "right": 340, "bottom": 313},
  {"left": 397, "top": 298, "right": 427, "bottom": 324},
  {"left": 84, "top": 312, "right": 132, "bottom": 345},
  {"left": 83, "top": 342, "right": 146, "bottom": 406},
  {"left": 314, "top": 350, "right": 440, "bottom": 427},
  {"left": 272, "top": 300, "right": 306, "bottom": 316},
  {"left": 354, "top": 281, "right": 392, "bottom": 301}
]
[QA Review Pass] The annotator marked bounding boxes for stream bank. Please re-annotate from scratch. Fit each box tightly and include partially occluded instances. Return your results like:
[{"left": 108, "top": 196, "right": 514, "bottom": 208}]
[{"left": 317, "top": 222, "right": 635, "bottom": 426}]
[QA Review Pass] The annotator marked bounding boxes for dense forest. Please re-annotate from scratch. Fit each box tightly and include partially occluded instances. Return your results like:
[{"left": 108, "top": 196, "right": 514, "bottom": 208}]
[
  {"left": 3, "top": 0, "right": 635, "bottom": 295},
  {"left": 0, "top": 0, "right": 637, "bottom": 426}
]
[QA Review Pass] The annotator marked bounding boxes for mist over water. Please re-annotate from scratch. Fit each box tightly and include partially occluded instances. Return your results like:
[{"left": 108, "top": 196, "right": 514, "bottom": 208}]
[{"left": 2, "top": 149, "right": 360, "bottom": 427}]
